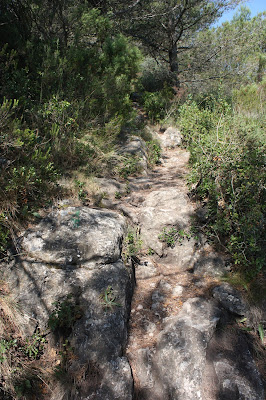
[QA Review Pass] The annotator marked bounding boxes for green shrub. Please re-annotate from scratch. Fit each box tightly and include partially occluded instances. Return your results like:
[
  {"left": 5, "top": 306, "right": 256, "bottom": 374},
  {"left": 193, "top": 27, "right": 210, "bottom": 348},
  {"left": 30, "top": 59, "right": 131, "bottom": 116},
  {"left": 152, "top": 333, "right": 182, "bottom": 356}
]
[
  {"left": 178, "top": 96, "right": 265, "bottom": 279},
  {"left": 118, "top": 155, "right": 143, "bottom": 179},
  {"left": 146, "top": 140, "right": 161, "bottom": 166},
  {"left": 143, "top": 86, "right": 173, "bottom": 123},
  {"left": 48, "top": 295, "right": 82, "bottom": 333},
  {"left": 233, "top": 79, "right": 266, "bottom": 115},
  {"left": 139, "top": 58, "right": 172, "bottom": 92},
  {"left": 123, "top": 228, "right": 142, "bottom": 262}
]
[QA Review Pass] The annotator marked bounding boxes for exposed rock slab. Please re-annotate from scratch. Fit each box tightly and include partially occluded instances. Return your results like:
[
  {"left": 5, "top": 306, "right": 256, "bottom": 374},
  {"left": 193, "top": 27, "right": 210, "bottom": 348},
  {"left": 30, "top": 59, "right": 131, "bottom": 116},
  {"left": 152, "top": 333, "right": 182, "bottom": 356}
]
[
  {"left": 21, "top": 207, "right": 125, "bottom": 268},
  {"left": 202, "top": 316, "right": 264, "bottom": 400},
  {"left": 139, "top": 187, "right": 194, "bottom": 266},
  {"left": 193, "top": 253, "right": 228, "bottom": 277},
  {"left": 131, "top": 298, "right": 221, "bottom": 400},
  {"left": 1, "top": 207, "right": 134, "bottom": 400},
  {"left": 153, "top": 298, "right": 221, "bottom": 400},
  {"left": 94, "top": 178, "right": 128, "bottom": 199}
]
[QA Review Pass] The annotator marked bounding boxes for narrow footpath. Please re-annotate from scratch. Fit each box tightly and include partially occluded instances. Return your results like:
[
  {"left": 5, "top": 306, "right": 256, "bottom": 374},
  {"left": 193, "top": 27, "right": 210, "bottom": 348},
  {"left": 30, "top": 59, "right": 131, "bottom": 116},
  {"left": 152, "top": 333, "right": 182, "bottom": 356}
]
[{"left": 120, "top": 128, "right": 264, "bottom": 400}]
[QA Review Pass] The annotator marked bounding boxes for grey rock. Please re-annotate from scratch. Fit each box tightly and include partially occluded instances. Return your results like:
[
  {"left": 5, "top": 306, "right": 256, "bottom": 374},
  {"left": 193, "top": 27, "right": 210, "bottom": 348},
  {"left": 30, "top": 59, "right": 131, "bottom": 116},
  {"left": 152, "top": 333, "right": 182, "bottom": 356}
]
[
  {"left": 94, "top": 178, "right": 128, "bottom": 199},
  {"left": 202, "top": 326, "right": 264, "bottom": 400},
  {"left": 213, "top": 283, "right": 247, "bottom": 315},
  {"left": 153, "top": 298, "right": 221, "bottom": 400},
  {"left": 139, "top": 187, "right": 192, "bottom": 259},
  {"left": 79, "top": 357, "right": 133, "bottom": 400},
  {"left": 214, "top": 356, "right": 264, "bottom": 400},
  {"left": 21, "top": 207, "right": 125, "bottom": 267},
  {"left": 193, "top": 254, "right": 228, "bottom": 277},
  {"left": 117, "top": 204, "right": 139, "bottom": 224},
  {"left": 160, "top": 127, "right": 182, "bottom": 149},
  {"left": 172, "top": 284, "right": 184, "bottom": 296},
  {"left": 135, "top": 260, "right": 158, "bottom": 279},
  {"left": 132, "top": 348, "right": 166, "bottom": 400},
  {"left": 0, "top": 207, "right": 134, "bottom": 400},
  {"left": 119, "top": 136, "right": 148, "bottom": 174}
]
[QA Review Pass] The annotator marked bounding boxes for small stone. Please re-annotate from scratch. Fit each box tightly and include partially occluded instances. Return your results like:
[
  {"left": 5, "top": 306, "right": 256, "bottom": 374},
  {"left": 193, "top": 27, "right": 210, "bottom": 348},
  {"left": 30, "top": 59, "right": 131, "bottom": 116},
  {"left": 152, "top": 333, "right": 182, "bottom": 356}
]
[
  {"left": 213, "top": 283, "right": 247, "bottom": 315},
  {"left": 172, "top": 285, "right": 183, "bottom": 296}
]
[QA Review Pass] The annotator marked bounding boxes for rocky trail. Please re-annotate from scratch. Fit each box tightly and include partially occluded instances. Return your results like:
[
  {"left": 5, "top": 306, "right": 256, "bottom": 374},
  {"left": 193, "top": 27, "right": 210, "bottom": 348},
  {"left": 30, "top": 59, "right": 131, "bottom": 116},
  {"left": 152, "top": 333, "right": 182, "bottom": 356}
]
[
  {"left": 0, "top": 128, "right": 264, "bottom": 400},
  {"left": 119, "top": 129, "right": 265, "bottom": 400}
]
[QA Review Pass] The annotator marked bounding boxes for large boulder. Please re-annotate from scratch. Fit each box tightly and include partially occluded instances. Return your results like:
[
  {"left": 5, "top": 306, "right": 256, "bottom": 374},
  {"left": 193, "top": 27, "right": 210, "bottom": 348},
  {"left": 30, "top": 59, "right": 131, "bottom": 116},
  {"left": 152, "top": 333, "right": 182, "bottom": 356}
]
[
  {"left": 0, "top": 207, "right": 134, "bottom": 400},
  {"left": 160, "top": 127, "right": 182, "bottom": 149}
]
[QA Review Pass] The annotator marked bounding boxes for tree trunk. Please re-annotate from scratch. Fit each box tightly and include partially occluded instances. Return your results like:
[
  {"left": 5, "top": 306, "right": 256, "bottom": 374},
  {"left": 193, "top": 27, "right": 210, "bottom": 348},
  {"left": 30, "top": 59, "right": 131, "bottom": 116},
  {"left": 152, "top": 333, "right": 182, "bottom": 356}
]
[
  {"left": 169, "top": 43, "right": 178, "bottom": 73},
  {"left": 169, "top": 43, "right": 180, "bottom": 87}
]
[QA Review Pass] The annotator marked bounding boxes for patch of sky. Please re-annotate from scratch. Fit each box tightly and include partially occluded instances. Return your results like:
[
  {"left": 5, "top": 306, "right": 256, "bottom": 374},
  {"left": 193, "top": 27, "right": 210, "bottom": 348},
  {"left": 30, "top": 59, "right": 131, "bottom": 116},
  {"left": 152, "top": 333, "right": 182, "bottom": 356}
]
[{"left": 213, "top": 0, "right": 265, "bottom": 27}]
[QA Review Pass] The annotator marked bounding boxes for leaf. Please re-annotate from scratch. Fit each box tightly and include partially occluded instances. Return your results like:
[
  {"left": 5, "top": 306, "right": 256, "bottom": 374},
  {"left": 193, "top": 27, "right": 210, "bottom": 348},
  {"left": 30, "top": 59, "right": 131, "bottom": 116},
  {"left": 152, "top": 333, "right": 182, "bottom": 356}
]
[
  {"left": 258, "top": 324, "right": 264, "bottom": 343},
  {"left": 32, "top": 212, "right": 41, "bottom": 218},
  {"left": 237, "top": 317, "right": 247, "bottom": 323}
]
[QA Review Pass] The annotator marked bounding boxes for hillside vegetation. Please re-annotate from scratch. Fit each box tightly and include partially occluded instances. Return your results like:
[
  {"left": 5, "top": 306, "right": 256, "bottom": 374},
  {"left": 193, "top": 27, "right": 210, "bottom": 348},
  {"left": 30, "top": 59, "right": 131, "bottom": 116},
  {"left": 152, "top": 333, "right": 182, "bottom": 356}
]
[
  {"left": 0, "top": 1, "right": 265, "bottom": 286},
  {"left": 0, "top": 1, "right": 265, "bottom": 398}
]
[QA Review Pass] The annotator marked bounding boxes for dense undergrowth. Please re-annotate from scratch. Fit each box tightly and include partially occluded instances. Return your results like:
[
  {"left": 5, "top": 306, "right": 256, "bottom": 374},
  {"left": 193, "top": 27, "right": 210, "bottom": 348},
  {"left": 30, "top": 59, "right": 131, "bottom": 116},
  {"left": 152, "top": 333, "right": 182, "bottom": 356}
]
[
  {"left": 0, "top": 7, "right": 143, "bottom": 255},
  {"left": 178, "top": 81, "right": 265, "bottom": 283}
]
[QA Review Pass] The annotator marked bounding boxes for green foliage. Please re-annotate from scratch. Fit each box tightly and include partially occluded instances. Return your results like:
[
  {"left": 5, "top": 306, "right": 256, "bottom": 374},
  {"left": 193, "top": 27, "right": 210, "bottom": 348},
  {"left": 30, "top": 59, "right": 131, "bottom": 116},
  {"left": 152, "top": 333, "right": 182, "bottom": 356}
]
[
  {"left": 233, "top": 79, "right": 266, "bottom": 115},
  {"left": 258, "top": 323, "right": 264, "bottom": 344},
  {"left": 188, "top": 10, "right": 266, "bottom": 97},
  {"left": 0, "top": 338, "right": 17, "bottom": 363},
  {"left": 118, "top": 155, "right": 143, "bottom": 179},
  {"left": 100, "top": 286, "right": 121, "bottom": 310},
  {"left": 158, "top": 227, "right": 178, "bottom": 248},
  {"left": 147, "top": 248, "right": 155, "bottom": 255},
  {"left": 146, "top": 140, "right": 161, "bottom": 166},
  {"left": 139, "top": 58, "right": 172, "bottom": 92},
  {"left": 115, "top": 191, "right": 122, "bottom": 199},
  {"left": 24, "top": 331, "right": 46, "bottom": 359},
  {"left": 0, "top": 7, "right": 142, "bottom": 255},
  {"left": 123, "top": 228, "right": 142, "bottom": 261},
  {"left": 158, "top": 227, "right": 192, "bottom": 248},
  {"left": 143, "top": 86, "right": 173, "bottom": 122},
  {"left": 75, "top": 180, "right": 87, "bottom": 201},
  {"left": 179, "top": 91, "right": 265, "bottom": 279},
  {"left": 48, "top": 295, "right": 82, "bottom": 333},
  {"left": 100, "top": 34, "right": 141, "bottom": 118},
  {"left": 15, "top": 379, "right": 32, "bottom": 398}
]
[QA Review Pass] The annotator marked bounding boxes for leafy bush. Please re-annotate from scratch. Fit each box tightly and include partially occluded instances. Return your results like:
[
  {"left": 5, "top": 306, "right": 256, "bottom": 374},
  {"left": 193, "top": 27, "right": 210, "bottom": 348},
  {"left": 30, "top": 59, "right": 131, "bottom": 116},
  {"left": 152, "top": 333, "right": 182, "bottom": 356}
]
[
  {"left": 179, "top": 95, "right": 265, "bottom": 279},
  {"left": 118, "top": 155, "right": 143, "bottom": 179},
  {"left": 139, "top": 58, "right": 172, "bottom": 92},
  {"left": 122, "top": 227, "right": 142, "bottom": 262},
  {"left": 146, "top": 140, "right": 161, "bottom": 166},
  {"left": 143, "top": 86, "right": 174, "bottom": 122},
  {"left": 233, "top": 78, "right": 266, "bottom": 115}
]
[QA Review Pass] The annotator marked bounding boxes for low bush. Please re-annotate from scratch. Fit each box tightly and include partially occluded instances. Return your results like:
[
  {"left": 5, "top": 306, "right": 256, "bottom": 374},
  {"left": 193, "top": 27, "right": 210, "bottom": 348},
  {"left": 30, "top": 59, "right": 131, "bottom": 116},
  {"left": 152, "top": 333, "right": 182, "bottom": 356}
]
[
  {"left": 143, "top": 86, "right": 174, "bottom": 123},
  {"left": 178, "top": 92, "right": 265, "bottom": 279}
]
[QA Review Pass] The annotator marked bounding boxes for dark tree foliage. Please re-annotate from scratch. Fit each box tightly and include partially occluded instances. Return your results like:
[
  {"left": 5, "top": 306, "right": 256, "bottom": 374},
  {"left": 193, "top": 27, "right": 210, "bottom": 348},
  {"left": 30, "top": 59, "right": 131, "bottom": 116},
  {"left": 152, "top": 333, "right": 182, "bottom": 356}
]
[{"left": 98, "top": 0, "right": 241, "bottom": 83}]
